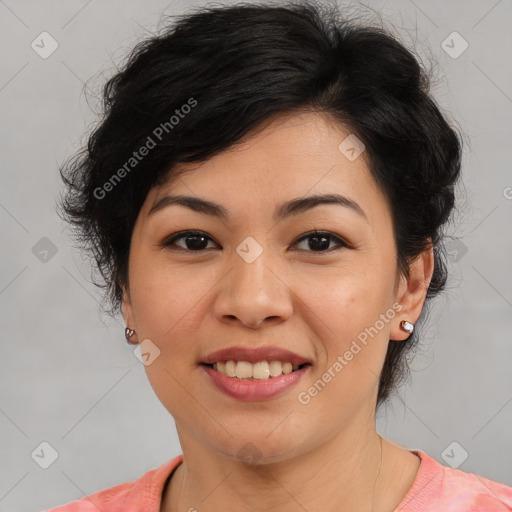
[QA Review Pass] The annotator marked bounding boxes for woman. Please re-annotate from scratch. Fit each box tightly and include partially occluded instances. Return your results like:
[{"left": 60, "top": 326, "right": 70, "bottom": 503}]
[{"left": 49, "top": 1, "right": 512, "bottom": 511}]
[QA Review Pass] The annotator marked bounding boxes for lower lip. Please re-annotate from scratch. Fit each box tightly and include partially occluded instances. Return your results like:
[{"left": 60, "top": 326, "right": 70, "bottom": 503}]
[{"left": 201, "top": 364, "right": 311, "bottom": 401}]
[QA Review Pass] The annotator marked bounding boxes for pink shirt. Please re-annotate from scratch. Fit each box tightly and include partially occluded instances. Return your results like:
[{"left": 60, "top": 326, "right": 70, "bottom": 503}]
[{"left": 45, "top": 449, "right": 512, "bottom": 511}]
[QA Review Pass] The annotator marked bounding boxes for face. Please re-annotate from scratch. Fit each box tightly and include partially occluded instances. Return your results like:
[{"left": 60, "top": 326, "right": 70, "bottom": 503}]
[{"left": 122, "top": 111, "right": 432, "bottom": 463}]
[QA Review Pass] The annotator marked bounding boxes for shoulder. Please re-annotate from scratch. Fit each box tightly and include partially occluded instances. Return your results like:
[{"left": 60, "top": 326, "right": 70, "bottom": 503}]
[
  {"left": 397, "top": 449, "right": 512, "bottom": 512},
  {"left": 43, "top": 454, "right": 183, "bottom": 512}
]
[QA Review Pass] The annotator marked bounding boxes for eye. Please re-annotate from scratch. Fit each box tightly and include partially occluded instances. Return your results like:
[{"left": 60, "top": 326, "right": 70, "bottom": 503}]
[
  {"left": 161, "top": 231, "right": 218, "bottom": 252},
  {"left": 161, "top": 229, "right": 348, "bottom": 253},
  {"left": 292, "top": 230, "right": 348, "bottom": 253}
]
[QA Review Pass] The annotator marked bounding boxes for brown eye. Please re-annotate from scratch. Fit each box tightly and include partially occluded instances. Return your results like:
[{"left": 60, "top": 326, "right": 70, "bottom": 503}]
[
  {"left": 161, "top": 229, "right": 348, "bottom": 254},
  {"left": 293, "top": 231, "right": 348, "bottom": 253},
  {"left": 162, "top": 231, "right": 218, "bottom": 252}
]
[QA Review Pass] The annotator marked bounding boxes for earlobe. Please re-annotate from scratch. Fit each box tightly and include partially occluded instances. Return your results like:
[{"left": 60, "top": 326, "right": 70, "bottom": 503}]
[
  {"left": 391, "top": 243, "right": 434, "bottom": 341},
  {"left": 121, "top": 286, "right": 139, "bottom": 344}
]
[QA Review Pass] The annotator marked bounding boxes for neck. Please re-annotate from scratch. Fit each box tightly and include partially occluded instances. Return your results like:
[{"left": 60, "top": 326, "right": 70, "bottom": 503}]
[{"left": 162, "top": 423, "right": 386, "bottom": 512}]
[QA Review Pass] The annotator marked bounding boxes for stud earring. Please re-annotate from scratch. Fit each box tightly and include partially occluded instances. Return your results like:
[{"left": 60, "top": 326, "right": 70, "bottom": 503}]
[
  {"left": 125, "top": 327, "right": 136, "bottom": 342},
  {"left": 400, "top": 320, "right": 414, "bottom": 335}
]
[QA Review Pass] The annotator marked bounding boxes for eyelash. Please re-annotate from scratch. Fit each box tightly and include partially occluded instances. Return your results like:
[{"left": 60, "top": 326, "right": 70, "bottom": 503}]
[{"left": 160, "top": 229, "right": 349, "bottom": 254}]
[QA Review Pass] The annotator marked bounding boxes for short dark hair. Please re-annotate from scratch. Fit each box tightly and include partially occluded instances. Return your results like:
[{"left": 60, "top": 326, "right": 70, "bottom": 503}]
[{"left": 58, "top": 0, "right": 463, "bottom": 408}]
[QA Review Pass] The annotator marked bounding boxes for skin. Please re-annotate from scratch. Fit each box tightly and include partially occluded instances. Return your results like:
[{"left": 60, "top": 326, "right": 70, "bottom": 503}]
[{"left": 121, "top": 110, "right": 434, "bottom": 512}]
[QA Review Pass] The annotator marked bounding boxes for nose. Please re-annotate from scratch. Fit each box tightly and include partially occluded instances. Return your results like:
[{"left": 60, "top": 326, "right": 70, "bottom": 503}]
[{"left": 213, "top": 243, "right": 294, "bottom": 330}]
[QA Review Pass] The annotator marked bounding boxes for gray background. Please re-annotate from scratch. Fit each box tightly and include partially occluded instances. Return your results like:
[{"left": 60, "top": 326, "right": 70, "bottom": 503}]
[{"left": 0, "top": 0, "right": 511, "bottom": 510}]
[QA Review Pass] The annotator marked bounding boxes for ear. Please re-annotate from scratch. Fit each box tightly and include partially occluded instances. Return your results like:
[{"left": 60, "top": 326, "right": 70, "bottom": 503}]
[
  {"left": 121, "top": 284, "right": 139, "bottom": 343},
  {"left": 390, "top": 241, "right": 435, "bottom": 341}
]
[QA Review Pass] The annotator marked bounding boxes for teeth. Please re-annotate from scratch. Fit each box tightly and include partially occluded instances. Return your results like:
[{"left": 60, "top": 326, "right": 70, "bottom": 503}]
[
  {"left": 269, "top": 360, "right": 283, "bottom": 377},
  {"left": 225, "top": 360, "right": 236, "bottom": 377},
  {"left": 282, "top": 362, "right": 293, "bottom": 374},
  {"left": 236, "top": 361, "right": 253, "bottom": 379},
  {"left": 212, "top": 360, "right": 302, "bottom": 379},
  {"left": 252, "top": 361, "right": 270, "bottom": 380}
]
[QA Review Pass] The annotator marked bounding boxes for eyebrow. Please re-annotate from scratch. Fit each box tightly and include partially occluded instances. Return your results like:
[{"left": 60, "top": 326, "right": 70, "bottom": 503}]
[{"left": 148, "top": 193, "right": 367, "bottom": 222}]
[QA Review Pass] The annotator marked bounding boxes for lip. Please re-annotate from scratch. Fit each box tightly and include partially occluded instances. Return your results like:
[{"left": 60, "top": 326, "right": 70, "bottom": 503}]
[
  {"left": 201, "top": 363, "right": 311, "bottom": 401},
  {"left": 201, "top": 346, "right": 311, "bottom": 366}
]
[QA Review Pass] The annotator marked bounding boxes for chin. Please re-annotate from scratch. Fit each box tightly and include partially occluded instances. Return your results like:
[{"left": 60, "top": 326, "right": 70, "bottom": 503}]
[{"left": 209, "top": 431, "right": 309, "bottom": 466}]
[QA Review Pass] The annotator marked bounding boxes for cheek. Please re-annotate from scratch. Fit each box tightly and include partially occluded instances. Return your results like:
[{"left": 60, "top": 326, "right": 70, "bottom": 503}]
[
  {"left": 128, "top": 260, "right": 210, "bottom": 418},
  {"left": 296, "top": 261, "right": 389, "bottom": 330},
  {"left": 130, "top": 256, "right": 216, "bottom": 342},
  {"left": 294, "top": 267, "right": 393, "bottom": 392},
  {"left": 301, "top": 279, "right": 390, "bottom": 414}
]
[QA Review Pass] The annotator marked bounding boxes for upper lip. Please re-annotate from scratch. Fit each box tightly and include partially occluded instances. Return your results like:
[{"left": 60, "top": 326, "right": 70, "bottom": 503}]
[{"left": 201, "top": 346, "right": 311, "bottom": 366}]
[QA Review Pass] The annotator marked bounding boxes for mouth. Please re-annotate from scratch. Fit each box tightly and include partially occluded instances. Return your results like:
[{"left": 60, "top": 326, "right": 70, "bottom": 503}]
[
  {"left": 201, "top": 361, "right": 312, "bottom": 380},
  {"left": 200, "top": 346, "right": 313, "bottom": 400},
  {"left": 200, "top": 361, "right": 312, "bottom": 401}
]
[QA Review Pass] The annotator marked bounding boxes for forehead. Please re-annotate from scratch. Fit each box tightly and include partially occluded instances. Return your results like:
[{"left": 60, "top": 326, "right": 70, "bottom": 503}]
[{"left": 140, "top": 111, "right": 391, "bottom": 231}]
